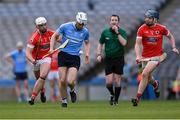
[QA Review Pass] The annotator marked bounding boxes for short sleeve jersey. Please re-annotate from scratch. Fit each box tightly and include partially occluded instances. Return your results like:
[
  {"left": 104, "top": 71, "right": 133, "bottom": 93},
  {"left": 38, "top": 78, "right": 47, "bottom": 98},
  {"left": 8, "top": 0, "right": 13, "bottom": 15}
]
[
  {"left": 56, "top": 22, "right": 89, "bottom": 56},
  {"left": 99, "top": 27, "right": 127, "bottom": 57},
  {"left": 137, "top": 23, "right": 169, "bottom": 57},
  {"left": 28, "top": 29, "right": 54, "bottom": 60},
  {"left": 9, "top": 50, "right": 27, "bottom": 73}
]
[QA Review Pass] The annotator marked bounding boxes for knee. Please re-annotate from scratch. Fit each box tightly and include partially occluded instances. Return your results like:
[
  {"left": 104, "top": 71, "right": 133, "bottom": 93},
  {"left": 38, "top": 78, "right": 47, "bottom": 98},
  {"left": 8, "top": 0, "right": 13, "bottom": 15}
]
[
  {"left": 68, "top": 80, "right": 75, "bottom": 85},
  {"left": 59, "top": 78, "right": 66, "bottom": 86},
  {"left": 106, "top": 78, "right": 113, "bottom": 85},
  {"left": 106, "top": 82, "right": 113, "bottom": 87},
  {"left": 114, "top": 80, "right": 120, "bottom": 86},
  {"left": 142, "top": 72, "right": 149, "bottom": 79},
  {"left": 24, "top": 83, "right": 28, "bottom": 89},
  {"left": 115, "top": 76, "right": 121, "bottom": 83}
]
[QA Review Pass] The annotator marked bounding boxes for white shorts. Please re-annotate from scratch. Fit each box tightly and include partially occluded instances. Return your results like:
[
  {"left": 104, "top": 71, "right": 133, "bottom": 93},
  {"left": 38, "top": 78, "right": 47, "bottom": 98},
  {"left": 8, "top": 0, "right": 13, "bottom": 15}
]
[
  {"left": 33, "top": 57, "right": 51, "bottom": 71},
  {"left": 47, "top": 71, "right": 59, "bottom": 80}
]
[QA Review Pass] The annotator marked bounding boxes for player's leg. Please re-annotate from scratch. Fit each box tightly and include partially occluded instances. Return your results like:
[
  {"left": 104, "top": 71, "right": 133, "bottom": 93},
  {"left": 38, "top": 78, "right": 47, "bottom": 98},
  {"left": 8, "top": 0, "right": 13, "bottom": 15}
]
[
  {"left": 39, "top": 62, "right": 51, "bottom": 103},
  {"left": 15, "top": 79, "right": 21, "bottom": 102},
  {"left": 106, "top": 73, "right": 114, "bottom": 105},
  {"left": 50, "top": 79, "right": 56, "bottom": 102},
  {"left": 33, "top": 68, "right": 46, "bottom": 100},
  {"left": 23, "top": 79, "right": 29, "bottom": 101},
  {"left": 105, "top": 57, "right": 114, "bottom": 105},
  {"left": 132, "top": 61, "right": 158, "bottom": 106},
  {"left": 14, "top": 73, "right": 22, "bottom": 102},
  {"left": 148, "top": 75, "right": 160, "bottom": 98},
  {"left": 29, "top": 69, "right": 39, "bottom": 105},
  {"left": 58, "top": 67, "right": 68, "bottom": 107},
  {"left": 57, "top": 51, "right": 69, "bottom": 107},
  {"left": 113, "top": 56, "right": 124, "bottom": 105},
  {"left": 47, "top": 71, "right": 54, "bottom": 102},
  {"left": 66, "top": 54, "right": 80, "bottom": 104},
  {"left": 67, "top": 67, "right": 78, "bottom": 103},
  {"left": 29, "top": 61, "right": 50, "bottom": 105},
  {"left": 114, "top": 74, "right": 122, "bottom": 105},
  {"left": 22, "top": 72, "right": 29, "bottom": 101},
  {"left": 52, "top": 71, "right": 59, "bottom": 102},
  {"left": 121, "top": 77, "right": 129, "bottom": 100}
]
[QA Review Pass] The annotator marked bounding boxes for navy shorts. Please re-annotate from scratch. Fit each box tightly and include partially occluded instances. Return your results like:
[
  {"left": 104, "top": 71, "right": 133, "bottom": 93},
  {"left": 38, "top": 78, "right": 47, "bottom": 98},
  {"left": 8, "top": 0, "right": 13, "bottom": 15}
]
[
  {"left": 105, "top": 56, "right": 124, "bottom": 75},
  {"left": 58, "top": 51, "right": 80, "bottom": 70},
  {"left": 14, "top": 72, "right": 28, "bottom": 81}
]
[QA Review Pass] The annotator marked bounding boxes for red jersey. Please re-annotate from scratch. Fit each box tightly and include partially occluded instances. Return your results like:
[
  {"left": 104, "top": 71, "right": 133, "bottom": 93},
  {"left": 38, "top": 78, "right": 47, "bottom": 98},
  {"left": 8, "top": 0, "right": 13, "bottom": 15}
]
[
  {"left": 50, "top": 51, "right": 59, "bottom": 71},
  {"left": 137, "top": 23, "right": 169, "bottom": 57},
  {"left": 28, "top": 29, "right": 54, "bottom": 60}
]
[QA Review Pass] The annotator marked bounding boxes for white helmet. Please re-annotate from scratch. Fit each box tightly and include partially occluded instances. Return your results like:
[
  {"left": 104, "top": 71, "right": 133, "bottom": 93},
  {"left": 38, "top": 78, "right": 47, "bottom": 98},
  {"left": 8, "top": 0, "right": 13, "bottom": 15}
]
[
  {"left": 16, "top": 41, "right": 23, "bottom": 47},
  {"left": 76, "top": 12, "right": 87, "bottom": 25},
  {"left": 35, "top": 17, "right": 47, "bottom": 25}
]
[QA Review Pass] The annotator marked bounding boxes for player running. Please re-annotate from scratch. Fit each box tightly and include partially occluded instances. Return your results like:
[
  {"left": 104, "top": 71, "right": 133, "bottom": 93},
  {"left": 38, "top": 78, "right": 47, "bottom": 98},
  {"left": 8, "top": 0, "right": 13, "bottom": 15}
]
[
  {"left": 47, "top": 51, "right": 59, "bottom": 102},
  {"left": 26, "top": 17, "right": 54, "bottom": 105},
  {"left": 132, "top": 9, "right": 179, "bottom": 106},
  {"left": 50, "top": 12, "right": 90, "bottom": 107}
]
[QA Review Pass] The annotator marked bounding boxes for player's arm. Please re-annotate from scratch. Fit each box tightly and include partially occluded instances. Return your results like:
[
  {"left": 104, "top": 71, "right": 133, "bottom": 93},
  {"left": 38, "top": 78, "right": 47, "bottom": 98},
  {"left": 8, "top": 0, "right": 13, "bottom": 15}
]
[
  {"left": 134, "top": 37, "right": 143, "bottom": 62},
  {"left": 96, "top": 43, "right": 104, "bottom": 62},
  {"left": 112, "top": 25, "right": 127, "bottom": 46},
  {"left": 117, "top": 33, "right": 127, "bottom": 46},
  {"left": 4, "top": 53, "right": 13, "bottom": 64},
  {"left": 50, "top": 32, "right": 62, "bottom": 51},
  {"left": 84, "top": 40, "right": 90, "bottom": 64},
  {"left": 166, "top": 32, "right": 179, "bottom": 54},
  {"left": 26, "top": 45, "right": 36, "bottom": 64},
  {"left": 97, "top": 43, "right": 103, "bottom": 56},
  {"left": 97, "top": 31, "right": 105, "bottom": 62}
]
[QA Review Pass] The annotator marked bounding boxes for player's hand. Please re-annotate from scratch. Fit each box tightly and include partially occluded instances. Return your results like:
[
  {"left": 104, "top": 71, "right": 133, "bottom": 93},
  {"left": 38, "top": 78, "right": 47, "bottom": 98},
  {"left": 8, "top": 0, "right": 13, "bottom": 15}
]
[
  {"left": 32, "top": 59, "right": 36, "bottom": 65},
  {"left": 48, "top": 49, "right": 54, "bottom": 54},
  {"left": 85, "top": 55, "right": 90, "bottom": 64},
  {"left": 136, "top": 57, "right": 142, "bottom": 64},
  {"left": 97, "top": 55, "right": 102, "bottom": 62},
  {"left": 112, "top": 25, "right": 119, "bottom": 34},
  {"left": 172, "top": 47, "right": 179, "bottom": 55}
]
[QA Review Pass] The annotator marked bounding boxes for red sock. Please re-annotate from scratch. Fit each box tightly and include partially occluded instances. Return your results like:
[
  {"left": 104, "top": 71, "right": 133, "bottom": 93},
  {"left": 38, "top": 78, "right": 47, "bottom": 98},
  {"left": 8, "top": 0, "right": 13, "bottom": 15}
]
[
  {"left": 31, "top": 92, "right": 37, "bottom": 99},
  {"left": 152, "top": 81, "right": 158, "bottom": 90},
  {"left": 136, "top": 93, "right": 142, "bottom": 101}
]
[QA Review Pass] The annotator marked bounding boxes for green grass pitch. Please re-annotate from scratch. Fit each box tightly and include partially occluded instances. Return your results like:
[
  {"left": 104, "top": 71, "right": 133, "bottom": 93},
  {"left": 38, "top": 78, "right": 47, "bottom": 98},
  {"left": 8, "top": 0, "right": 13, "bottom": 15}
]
[{"left": 0, "top": 100, "right": 180, "bottom": 119}]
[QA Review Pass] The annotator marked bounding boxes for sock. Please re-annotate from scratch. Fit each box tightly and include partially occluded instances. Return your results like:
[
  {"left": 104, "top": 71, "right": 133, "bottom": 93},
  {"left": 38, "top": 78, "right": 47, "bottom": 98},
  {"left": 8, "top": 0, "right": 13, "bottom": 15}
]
[
  {"left": 70, "top": 88, "right": 75, "bottom": 93},
  {"left": 152, "top": 81, "right": 158, "bottom": 90},
  {"left": 41, "top": 88, "right": 45, "bottom": 94},
  {"left": 17, "top": 96, "right": 22, "bottom": 102},
  {"left": 115, "top": 87, "right": 121, "bottom": 102},
  {"left": 61, "top": 97, "right": 67, "bottom": 103},
  {"left": 31, "top": 92, "right": 37, "bottom": 100},
  {"left": 25, "top": 95, "right": 30, "bottom": 101},
  {"left": 136, "top": 93, "right": 142, "bottom": 101},
  {"left": 106, "top": 84, "right": 114, "bottom": 96}
]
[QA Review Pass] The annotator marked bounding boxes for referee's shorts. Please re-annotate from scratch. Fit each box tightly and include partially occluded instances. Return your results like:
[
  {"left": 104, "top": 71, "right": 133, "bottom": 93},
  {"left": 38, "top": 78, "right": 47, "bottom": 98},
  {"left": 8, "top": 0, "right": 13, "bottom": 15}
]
[{"left": 105, "top": 56, "right": 124, "bottom": 75}]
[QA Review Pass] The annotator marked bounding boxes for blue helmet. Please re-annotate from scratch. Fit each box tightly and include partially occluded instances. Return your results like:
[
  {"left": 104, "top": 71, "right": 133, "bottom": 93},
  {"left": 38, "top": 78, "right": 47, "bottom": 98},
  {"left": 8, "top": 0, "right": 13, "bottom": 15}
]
[{"left": 144, "top": 9, "right": 159, "bottom": 19}]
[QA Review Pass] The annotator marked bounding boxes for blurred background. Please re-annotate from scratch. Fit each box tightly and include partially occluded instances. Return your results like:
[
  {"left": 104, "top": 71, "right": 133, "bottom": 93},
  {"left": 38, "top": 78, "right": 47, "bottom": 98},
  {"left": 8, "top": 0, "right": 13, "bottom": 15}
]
[{"left": 0, "top": 0, "right": 180, "bottom": 102}]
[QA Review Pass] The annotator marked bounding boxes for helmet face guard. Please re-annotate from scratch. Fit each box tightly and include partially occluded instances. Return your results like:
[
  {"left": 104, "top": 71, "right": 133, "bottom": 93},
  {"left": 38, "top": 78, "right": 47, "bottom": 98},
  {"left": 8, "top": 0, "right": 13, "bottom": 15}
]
[
  {"left": 76, "top": 12, "right": 87, "bottom": 25},
  {"left": 144, "top": 9, "right": 159, "bottom": 19}
]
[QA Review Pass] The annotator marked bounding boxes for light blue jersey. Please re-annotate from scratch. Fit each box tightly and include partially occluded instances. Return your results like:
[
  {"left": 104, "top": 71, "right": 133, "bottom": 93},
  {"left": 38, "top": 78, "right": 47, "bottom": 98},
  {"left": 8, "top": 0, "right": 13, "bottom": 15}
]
[
  {"left": 10, "top": 50, "right": 27, "bottom": 73},
  {"left": 56, "top": 22, "right": 89, "bottom": 56}
]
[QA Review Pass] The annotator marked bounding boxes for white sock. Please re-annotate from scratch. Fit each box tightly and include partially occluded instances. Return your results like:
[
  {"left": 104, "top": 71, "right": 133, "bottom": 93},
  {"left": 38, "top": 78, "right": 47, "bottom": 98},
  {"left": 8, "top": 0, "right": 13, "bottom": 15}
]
[
  {"left": 70, "top": 88, "right": 75, "bottom": 92},
  {"left": 61, "top": 98, "right": 67, "bottom": 103}
]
